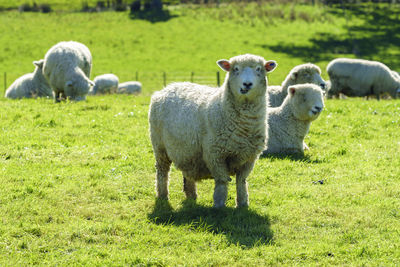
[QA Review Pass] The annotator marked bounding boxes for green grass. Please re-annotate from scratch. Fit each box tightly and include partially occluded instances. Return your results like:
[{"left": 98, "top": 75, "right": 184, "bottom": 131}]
[
  {"left": 0, "top": 2, "right": 400, "bottom": 265},
  {"left": 1, "top": 96, "right": 399, "bottom": 265}
]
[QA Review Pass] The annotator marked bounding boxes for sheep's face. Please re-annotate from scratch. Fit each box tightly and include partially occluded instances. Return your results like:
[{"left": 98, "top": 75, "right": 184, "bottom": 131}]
[
  {"left": 290, "top": 64, "right": 326, "bottom": 92},
  {"left": 217, "top": 54, "right": 277, "bottom": 101},
  {"left": 288, "top": 84, "right": 324, "bottom": 121},
  {"left": 64, "top": 77, "right": 94, "bottom": 101}
]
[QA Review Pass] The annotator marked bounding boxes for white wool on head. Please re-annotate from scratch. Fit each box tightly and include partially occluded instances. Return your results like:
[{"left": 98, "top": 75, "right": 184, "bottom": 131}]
[
  {"left": 263, "top": 83, "right": 324, "bottom": 156},
  {"left": 268, "top": 63, "right": 326, "bottom": 107}
]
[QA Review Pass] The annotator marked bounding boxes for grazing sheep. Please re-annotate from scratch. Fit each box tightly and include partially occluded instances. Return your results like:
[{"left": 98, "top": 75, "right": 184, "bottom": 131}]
[
  {"left": 268, "top": 63, "right": 326, "bottom": 107},
  {"left": 89, "top": 73, "right": 119, "bottom": 95},
  {"left": 5, "top": 60, "right": 52, "bottom": 99},
  {"left": 149, "top": 54, "right": 277, "bottom": 208},
  {"left": 327, "top": 58, "right": 400, "bottom": 100},
  {"left": 43, "top": 41, "right": 94, "bottom": 102},
  {"left": 262, "top": 83, "right": 324, "bottom": 156},
  {"left": 117, "top": 81, "right": 142, "bottom": 94}
]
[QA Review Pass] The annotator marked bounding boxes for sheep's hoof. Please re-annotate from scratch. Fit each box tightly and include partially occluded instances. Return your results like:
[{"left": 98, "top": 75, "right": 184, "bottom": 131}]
[
  {"left": 236, "top": 203, "right": 249, "bottom": 209},
  {"left": 213, "top": 202, "right": 226, "bottom": 209}
]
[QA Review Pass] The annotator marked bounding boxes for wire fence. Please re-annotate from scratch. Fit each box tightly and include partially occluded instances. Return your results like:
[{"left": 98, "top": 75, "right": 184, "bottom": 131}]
[{"left": 2, "top": 70, "right": 223, "bottom": 97}]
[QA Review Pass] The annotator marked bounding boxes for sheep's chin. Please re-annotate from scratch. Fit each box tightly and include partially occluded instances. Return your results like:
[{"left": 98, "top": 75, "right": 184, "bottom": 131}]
[
  {"left": 308, "top": 110, "right": 320, "bottom": 120},
  {"left": 239, "top": 87, "right": 250, "bottom": 95}
]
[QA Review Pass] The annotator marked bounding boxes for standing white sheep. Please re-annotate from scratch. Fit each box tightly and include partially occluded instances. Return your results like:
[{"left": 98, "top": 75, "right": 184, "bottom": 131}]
[
  {"left": 327, "top": 58, "right": 400, "bottom": 100},
  {"left": 43, "top": 41, "right": 94, "bottom": 102},
  {"left": 117, "top": 81, "right": 142, "bottom": 95},
  {"left": 268, "top": 63, "right": 326, "bottom": 107},
  {"left": 262, "top": 83, "right": 324, "bottom": 156},
  {"left": 5, "top": 60, "right": 52, "bottom": 99},
  {"left": 89, "top": 73, "right": 119, "bottom": 95},
  {"left": 149, "top": 54, "right": 277, "bottom": 208}
]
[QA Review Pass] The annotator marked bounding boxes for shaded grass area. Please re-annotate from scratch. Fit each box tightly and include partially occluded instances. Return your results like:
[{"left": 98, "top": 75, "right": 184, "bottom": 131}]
[
  {"left": 269, "top": 3, "right": 400, "bottom": 69},
  {"left": 148, "top": 199, "right": 273, "bottom": 248}
]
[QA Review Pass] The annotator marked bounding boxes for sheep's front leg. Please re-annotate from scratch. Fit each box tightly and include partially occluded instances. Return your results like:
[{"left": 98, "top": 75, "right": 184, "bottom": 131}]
[
  {"left": 205, "top": 156, "right": 232, "bottom": 208},
  {"left": 235, "top": 160, "right": 256, "bottom": 208},
  {"left": 213, "top": 180, "right": 228, "bottom": 208}
]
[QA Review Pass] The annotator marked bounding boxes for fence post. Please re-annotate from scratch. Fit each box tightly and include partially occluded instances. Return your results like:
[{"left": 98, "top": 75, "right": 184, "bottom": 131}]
[
  {"left": 163, "top": 72, "right": 166, "bottom": 87},
  {"left": 191, "top": 72, "right": 194, "bottom": 83},
  {"left": 216, "top": 71, "right": 220, "bottom": 87}
]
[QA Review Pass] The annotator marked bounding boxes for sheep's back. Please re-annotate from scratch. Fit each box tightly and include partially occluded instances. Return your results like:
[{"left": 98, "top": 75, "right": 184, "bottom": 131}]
[{"left": 43, "top": 41, "right": 92, "bottom": 85}]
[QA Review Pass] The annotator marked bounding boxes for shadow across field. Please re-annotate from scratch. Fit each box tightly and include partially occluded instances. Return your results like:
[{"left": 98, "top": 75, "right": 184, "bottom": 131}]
[
  {"left": 260, "top": 153, "right": 326, "bottom": 164},
  {"left": 264, "top": 4, "right": 400, "bottom": 68},
  {"left": 148, "top": 199, "right": 273, "bottom": 248},
  {"left": 129, "top": 9, "right": 177, "bottom": 23}
]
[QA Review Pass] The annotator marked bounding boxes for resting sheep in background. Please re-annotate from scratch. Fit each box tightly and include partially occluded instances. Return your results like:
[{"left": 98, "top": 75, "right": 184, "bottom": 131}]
[
  {"left": 149, "top": 54, "right": 277, "bottom": 208},
  {"left": 327, "top": 58, "right": 400, "bottom": 100},
  {"left": 89, "top": 73, "right": 119, "bottom": 95},
  {"left": 117, "top": 81, "right": 142, "bottom": 94},
  {"left": 43, "top": 41, "right": 94, "bottom": 102},
  {"left": 262, "top": 83, "right": 324, "bottom": 156},
  {"left": 268, "top": 63, "right": 326, "bottom": 107},
  {"left": 5, "top": 60, "right": 52, "bottom": 99}
]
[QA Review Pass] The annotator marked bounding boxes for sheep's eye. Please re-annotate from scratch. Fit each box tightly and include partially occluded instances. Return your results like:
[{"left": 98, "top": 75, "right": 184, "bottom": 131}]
[
  {"left": 233, "top": 67, "right": 239, "bottom": 72},
  {"left": 256, "top": 66, "right": 261, "bottom": 72}
]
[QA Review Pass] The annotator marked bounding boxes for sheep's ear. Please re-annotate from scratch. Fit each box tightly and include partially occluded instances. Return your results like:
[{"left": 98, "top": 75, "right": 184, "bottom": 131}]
[
  {"left": 265, "top": 60, "right": 277, "bottom": 73},
  {"left": 217, "top": 60, "right": 231, "bottom": 72},
  {"left": 289, "top": 86, "right": 296, "bottom": 96},
  {"left": 33, "top": 59, "right": 44, "bottom": 68}
]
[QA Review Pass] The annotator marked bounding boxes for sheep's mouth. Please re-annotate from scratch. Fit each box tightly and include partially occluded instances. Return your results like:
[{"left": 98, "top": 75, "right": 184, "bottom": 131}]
[
  {"left": 311, "top": 110, "right": 318, "bottom": 115},
  {"left": 240, "top": 88, "right": 250, "bottom": 94}
]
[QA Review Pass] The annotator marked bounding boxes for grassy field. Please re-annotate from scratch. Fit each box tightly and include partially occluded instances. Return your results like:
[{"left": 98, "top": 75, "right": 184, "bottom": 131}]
[
  {"left": 0, "top": 2, "right": 400, "bottom": 265},
  {"left": 2, "top": 2, "right": 400, "bottom": 94}
]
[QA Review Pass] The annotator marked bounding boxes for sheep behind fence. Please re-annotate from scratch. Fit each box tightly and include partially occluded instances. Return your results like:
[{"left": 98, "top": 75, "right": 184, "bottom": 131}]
[{"left": 2, "top": 70, "right": 224, "bottom": 97}]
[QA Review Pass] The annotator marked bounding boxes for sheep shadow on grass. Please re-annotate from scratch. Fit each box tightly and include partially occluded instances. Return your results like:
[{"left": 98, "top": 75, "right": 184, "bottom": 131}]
[
  {"left": 148, "top": 198, "right": 273, "bottom": 248},
  {"left": 260, "top": 152, "right": 325, "bottom": 164}
]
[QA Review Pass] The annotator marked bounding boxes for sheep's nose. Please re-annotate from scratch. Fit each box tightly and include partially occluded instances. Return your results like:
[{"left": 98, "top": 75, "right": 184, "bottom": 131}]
[
  {"left": 320, "top": 83, "right": 326, "bottom": 90},
  {"left": 243, "top": 82, "right": 253, "bottom": 89},
  {"left": 314, "top": 106, "right": 322, "bottom": 112}
]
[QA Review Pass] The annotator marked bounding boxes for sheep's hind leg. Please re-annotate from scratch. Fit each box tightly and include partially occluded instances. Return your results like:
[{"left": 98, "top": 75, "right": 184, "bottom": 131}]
[
  {"left": 183, "top": 177, "right": 197, "bottom": 200},
  {"left": 154, "top": 148, "right": 171, "bottom": 200}
]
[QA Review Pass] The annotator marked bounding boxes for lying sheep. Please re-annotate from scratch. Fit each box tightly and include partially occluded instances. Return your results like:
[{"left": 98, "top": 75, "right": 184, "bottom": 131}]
[
  {"left": 89, "top": 74, "right": 119, "bottom": 95},
  {"left": 149, "top": 54, "right": 277, "bottom": 208},
  {"left": 43, "top": 41, "right": 94, "bottom": 102},
  {"left": 268, "top": 63, "right": 326, "bottom": 107},
  {"left": 327, "top": 58, "right": 400, "bottom": 100},
  {"left": 5, "top": 60, "right": 52, "bottom": 99},
  {"left": 117, "top": 81, "right": 142, "bottom": 94},
  {"left": 262, "top": 83, "right": 324, "bottom": 156}
]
